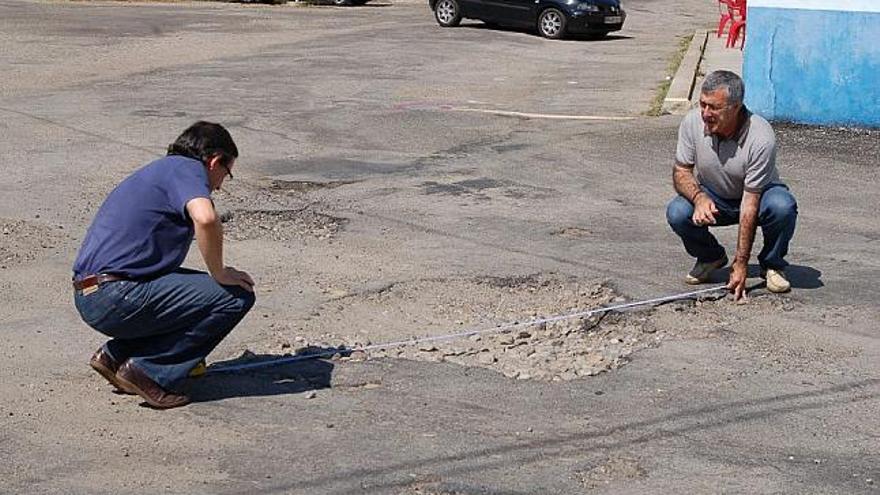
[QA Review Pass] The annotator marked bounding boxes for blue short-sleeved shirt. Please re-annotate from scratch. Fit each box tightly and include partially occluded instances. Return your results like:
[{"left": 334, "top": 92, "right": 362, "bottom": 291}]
[{"left": 73, "top": 155, "right": 211, "bottom": 280}]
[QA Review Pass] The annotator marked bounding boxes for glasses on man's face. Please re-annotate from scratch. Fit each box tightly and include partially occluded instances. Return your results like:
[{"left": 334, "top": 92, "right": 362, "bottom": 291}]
[
  {"left": 699, "top": 100, "right": 728, "bottom": 113},
  {"left": 220, "top": 163, "right": 233, "bottom": 180}
]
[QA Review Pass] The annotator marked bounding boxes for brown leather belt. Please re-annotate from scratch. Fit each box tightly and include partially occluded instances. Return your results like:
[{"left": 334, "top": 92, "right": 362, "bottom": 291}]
[{"left": 73, "top": 274, "right": 128, "bottom": 291}]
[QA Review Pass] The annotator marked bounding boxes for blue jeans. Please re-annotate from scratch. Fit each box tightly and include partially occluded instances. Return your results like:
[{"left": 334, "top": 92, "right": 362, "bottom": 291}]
[
  {"left": 74, "top": 268, "right": 255, "bottom": 391},
  {"left": 666, "top": 184, "right": 798, "bottom": 270}
]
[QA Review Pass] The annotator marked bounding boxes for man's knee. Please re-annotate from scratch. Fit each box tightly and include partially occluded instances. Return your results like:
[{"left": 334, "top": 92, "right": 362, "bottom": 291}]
[
  {"left": 666, "top": 196, "right": 694, "bottom": 229},
  {"left": 221, "top": 287, "right": 256, "bottom": 316},
  {"left": 762, "top": 189, "right": 798, "bottom": 222},
  {"left": 237, "top": 289, "right": 256, "bottom": 315}
]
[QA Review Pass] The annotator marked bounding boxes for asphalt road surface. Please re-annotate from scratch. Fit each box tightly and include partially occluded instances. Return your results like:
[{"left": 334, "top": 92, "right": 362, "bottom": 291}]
[{"left": 0, "top": 0, "right": 877, "bottom": 493}]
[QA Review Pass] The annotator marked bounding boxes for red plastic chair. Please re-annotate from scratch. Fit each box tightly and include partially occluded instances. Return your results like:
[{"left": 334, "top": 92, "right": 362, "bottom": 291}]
[
  {"left": 717, "top": 0, "right": 733, "bottom": 37},
  {"left": 726, "top": 0, "right": 747, "bottom": 49},
  {"left": 717, "top": 0, "right": 745, "bottom": 39}
]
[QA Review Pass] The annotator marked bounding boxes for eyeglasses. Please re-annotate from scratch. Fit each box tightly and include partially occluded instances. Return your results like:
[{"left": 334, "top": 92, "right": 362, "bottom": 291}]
[{"left": 220, "top": 162, "right": 233, "bottom": 180}]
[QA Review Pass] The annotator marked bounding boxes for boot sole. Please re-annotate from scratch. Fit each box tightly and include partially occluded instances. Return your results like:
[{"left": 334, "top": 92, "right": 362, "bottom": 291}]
[
  {"left": 115, "top": 374, "right": 190, "bottom": 410},
  {"left": 90, "top": 361, "right": 135, "bottom": 395}
]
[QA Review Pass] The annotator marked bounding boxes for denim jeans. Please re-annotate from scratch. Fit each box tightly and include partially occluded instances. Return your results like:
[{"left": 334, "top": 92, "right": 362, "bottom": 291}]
[
  {"left": 666, "top": 184, "right": 798, "bottom": 270},
  {"left": 74, "top": 268, "right": 255, "bottom": 391}
]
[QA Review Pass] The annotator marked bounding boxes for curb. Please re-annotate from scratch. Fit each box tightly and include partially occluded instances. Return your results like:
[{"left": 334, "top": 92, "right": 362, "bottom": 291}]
[{"left": 662, "top": 30, "right": 708, "bottom": 115}]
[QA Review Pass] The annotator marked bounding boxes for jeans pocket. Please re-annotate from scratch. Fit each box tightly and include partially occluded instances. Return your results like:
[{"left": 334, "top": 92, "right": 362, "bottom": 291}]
[
  {"left": 75, "top": 291, "right": 113, "bottom": 328},
  {"left": 117, "top": 281, "right": 152, "bottom": 320}
]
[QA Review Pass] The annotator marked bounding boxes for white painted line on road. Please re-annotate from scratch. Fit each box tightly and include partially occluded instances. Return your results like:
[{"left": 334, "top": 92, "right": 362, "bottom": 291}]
[
  {"left": 452, "top": 107, "right": 635, "bottom": 121},
  {"left": 394, "top": 101, "right": 634, "bottom": 121},
  {"left": 207, "top": 285, "right": 727, "bottom": 374}
]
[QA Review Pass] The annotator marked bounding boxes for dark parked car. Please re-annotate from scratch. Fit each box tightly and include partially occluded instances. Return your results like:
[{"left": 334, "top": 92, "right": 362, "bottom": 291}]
[
  {"left": 430, "top": 0, "right": 625, "bottom": 39},
  {"left": 240, "top": 0, "right": 371, "bottom": 4}
]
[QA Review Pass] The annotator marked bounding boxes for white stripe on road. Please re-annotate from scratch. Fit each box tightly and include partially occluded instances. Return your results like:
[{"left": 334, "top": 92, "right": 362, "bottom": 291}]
[{"left": 452, "top": 107, "right": 634, "bottom": 121}]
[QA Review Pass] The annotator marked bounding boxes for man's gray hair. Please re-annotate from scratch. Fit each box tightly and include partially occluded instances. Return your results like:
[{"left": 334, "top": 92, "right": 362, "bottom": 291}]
[{"left": 701, "top": 70, "right": 745, "bottom": 107}]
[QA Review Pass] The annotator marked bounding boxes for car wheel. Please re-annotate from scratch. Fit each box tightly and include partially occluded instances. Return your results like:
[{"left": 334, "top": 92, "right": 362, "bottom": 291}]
[
  {"left": 334, "top": 0, "right": 352, "bottom": 5},
  {"left": 537, "top": 8, "right": 566, "bottom": 39},
  {"left": 435, "top": 0, "right": 462, "bottom": 27}
]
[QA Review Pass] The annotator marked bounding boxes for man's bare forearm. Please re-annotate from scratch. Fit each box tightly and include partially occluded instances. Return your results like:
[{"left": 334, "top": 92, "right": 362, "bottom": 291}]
[
  {"left": 734, "top": 191, "right": 761, "bottom": 264},
  {"left": 673, "top": 164, "right": 704, "bottom": 203},
  {"left": 194, "top": 219, "right": 224, "bottom": 277},
  {"left": 186, "top": 197, "right": 227, "bottom": 279}
]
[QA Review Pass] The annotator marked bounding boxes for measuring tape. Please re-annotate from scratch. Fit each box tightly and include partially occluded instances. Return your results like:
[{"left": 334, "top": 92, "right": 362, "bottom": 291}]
[{"left": 207, "top": 285, "right": 728, "bottom": 375}]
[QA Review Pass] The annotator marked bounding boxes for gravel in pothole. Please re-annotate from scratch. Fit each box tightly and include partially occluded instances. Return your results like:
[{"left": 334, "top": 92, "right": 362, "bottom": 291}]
[
  {"left": 575, "top": 456, "right": 647, "bottom": 488},
  {"left": 210, "top": 177, "right": 348, "bottom": 242},
  {"left": 242, "top": 274, "right": 683, "bottom": 381},
  {"left": 223, "top": 208, "right": 345, "bottom": 242}
]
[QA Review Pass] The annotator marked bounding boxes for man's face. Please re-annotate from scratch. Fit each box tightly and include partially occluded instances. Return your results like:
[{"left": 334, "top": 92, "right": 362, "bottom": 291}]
[
  {"left": 699, "top": 88, "right": 741, "bottom": 137},
  {"left": 208, "top": 157, "right": 234, "bottom": 191}
]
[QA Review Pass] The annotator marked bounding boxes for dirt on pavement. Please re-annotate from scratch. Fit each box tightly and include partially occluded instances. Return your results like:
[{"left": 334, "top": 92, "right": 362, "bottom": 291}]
[{"left": 1, "top": 0, "right": 878, "bottom": 493}]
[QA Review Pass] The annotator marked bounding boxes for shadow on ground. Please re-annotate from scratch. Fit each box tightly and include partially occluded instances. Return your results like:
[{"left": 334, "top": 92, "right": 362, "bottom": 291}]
[
  {"left": 784, "top": 264, "right": 823, "bottom": 289},
  {"left": 700, "top": 263, "right": 822, "bottom": 291},
  {"left": 461, "top": 22, "right": 632, "bottom": 42},
  {"left": 189, "top": 350, "right": 338, "bottom": 403}
]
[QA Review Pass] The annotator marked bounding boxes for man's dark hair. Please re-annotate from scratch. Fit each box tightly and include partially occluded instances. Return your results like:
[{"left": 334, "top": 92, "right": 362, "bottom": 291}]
[
  {"left": 701, "top": 70, "right": 745, "bottom": 107},
  {"left": 167, "top": 121, "right": 238, "bottom": 166}
]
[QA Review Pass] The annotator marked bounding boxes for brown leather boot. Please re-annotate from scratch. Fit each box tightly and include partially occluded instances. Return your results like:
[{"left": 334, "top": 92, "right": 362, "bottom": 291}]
[
  {"left": 89, "top": 348, "right": 134, "bottom": 395},
  {"left": 115, "top": 361, "right": 190, "bottom": 409}
]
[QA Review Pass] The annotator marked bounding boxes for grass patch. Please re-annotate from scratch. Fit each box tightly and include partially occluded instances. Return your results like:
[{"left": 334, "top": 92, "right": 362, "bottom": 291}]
[{"left": 646, "top": 34, "right": 694, "bottom": 117}]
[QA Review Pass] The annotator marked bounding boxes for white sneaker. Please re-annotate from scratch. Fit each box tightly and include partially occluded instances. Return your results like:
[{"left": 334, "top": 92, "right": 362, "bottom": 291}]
[{"left": 763, "top": 268, "right": 791, "bottom": 293}]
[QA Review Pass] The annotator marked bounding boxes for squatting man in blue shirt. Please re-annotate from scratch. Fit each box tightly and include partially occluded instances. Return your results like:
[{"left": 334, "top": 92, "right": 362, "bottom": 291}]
[
  {"left": 666, "top": 70, "right": 798, "bottom": 302},
  {"left": 73, "top": 122, "right": 255, "bottom": 409}
]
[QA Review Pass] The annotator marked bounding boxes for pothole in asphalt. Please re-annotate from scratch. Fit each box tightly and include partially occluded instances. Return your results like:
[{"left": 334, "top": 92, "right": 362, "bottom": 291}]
[
  {"left": 421, "top": 178, "right": 507, "bottom": 196},
  {"left": 255, "top": 274, "right": 691, "bottom": 382},
  {"left": 130, "top": 109, "right": 188, "bottom": 118},
  {"left": 0, "top": 218, "right": 70, "bottom": 268},
  {"left": 267, "top": 179, "right": 356, "bottom": 194},
  {"left": 230, "top": 271, "right": 834, "bottom": 380},
  {"left": 575, "top": 456, "right": 647, "bottom": 488},
  {"left": 419, "top": 178, "right": 555, "bottom": 200},
  {"left": 552, "top": 226, "right": 593, "bottom": 239},
  {"left": 223, "top": 209, "right": 346, "bottom": 242},
  {"left": 211, "top": 177, "right": 348, "bottom": 218}
]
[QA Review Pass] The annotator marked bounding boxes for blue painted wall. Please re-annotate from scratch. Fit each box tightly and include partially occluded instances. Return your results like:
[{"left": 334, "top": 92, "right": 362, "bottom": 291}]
[{"left": 743, "top": 4, "right": 880, "bottom": 128}]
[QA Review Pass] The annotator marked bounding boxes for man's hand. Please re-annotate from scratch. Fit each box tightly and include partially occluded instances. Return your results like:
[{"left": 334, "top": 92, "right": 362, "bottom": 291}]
[
  {"left": 214, "top": 266, "right": 255, "bottom": 292},
  {"left": 726, "top": 260, "right": 748, "bottom": 302},
  {"left": 673, "top": 164, "right": 717, "bottom": 226},
  {"left": 692, "top": 193, "right": 719, "bottom": 226}
]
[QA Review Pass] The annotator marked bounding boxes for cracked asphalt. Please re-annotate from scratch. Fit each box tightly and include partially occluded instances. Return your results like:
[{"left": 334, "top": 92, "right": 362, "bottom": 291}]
[{"left": 0, "top": 0, "right": 878, "bottom": 493}]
